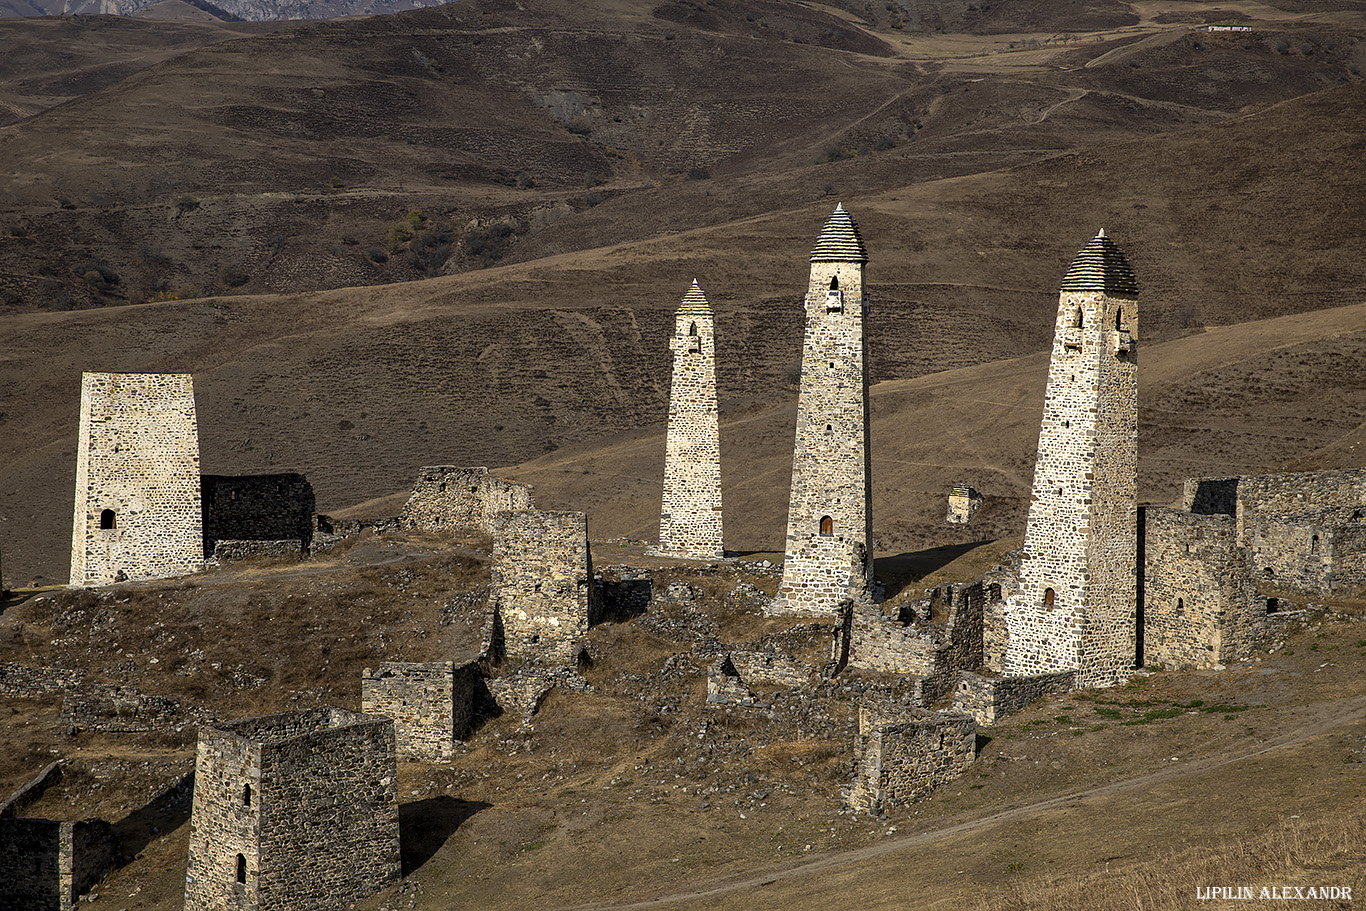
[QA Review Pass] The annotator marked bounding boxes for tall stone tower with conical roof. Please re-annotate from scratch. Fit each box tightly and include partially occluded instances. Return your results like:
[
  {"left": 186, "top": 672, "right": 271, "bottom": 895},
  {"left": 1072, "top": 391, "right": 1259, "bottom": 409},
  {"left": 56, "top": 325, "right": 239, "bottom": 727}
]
[
  {"left": 771, "top": 205, "right": 873, "bottom": 617},
  {"left": 1003, "top": 230, "right": 1140, "bottom": 688},
  {"left": 657, "top": 280, "right": 724, "bottom": 559}
]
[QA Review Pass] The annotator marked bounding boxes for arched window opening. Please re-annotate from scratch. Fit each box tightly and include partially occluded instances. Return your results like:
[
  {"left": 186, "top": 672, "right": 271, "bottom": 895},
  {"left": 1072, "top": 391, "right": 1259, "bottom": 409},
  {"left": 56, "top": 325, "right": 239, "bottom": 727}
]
[
  {"left": 1176, "top": 598, "right": 1184, "bottom": 614},
  {"left": 1115, "top": 307, "right": 1123, "bottom": 330},
  {"left": 99, "top": 509, "right": 116, "bottom": 530},
  {"left": 1068, "top": 308, "right": 1083, "bottom": 329},
  {"left": 688, "top": 322, "right": 698, "bottom": 336},
  {"left": 243, "top": 783, "right": 251, "bottom": 807},
  {"left": 236, "top": 854, "right": 246, "bottom": 884},
  {"left": 1043, "top": 588, "right": 1055, "bottom": 607},
  {"left": 1311, "top": 534, "right": 1320, "bottom": 554},
  {"left": 819, "top": 516, "right": 834, "bottom": 537},
  {"left": 1262, "top": 567, "right": 1276, "bottom": 580},
  {"left": 825, "top": 423, "right": 832, "bottom": 432},
  {"left": 828, "top": 276, "right": 839, "bottom": 290}
]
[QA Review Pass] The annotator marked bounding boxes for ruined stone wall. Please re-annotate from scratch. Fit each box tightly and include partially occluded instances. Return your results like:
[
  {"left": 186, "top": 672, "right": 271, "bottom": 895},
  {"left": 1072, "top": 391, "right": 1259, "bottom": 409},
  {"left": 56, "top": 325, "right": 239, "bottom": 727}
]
[
  {"left": 0, "top": 761, "right": 116, "bottom": 911},
  {"left": 399, "top": 467, "right": 533, "bottom": 536},
  {"left": 0, "top": 817, "right": 61, "bottom": 910},
  {"left": 64, "top": 819, "right": 116, "bottom": 906},
  {"left": 70, "top": 372, "right": 202, "bottom": 586},
  {"left": 361, "top": 661, "right": 477, "bottom": 760},
  {"left": 658, "top": 282, "right": 724, "bottom": 559},
  {"left": 1235, "top": 469, "right": 1366, "bottom": 533},
  {"left": 1004, "top": 261, "right": 1138, "bottom": 688},
  {"left": 185, "top": 707, "right": 400, "bottom": 911},
  {"left": 1143, "top": 508, "right": 1259, "bottom": 669},
  {"left": 210, "top": 540, "right": 305, "bottom": 563},
  {"left": 489, "top": 510, "right": 601, "bottom": 665},
  {"left": 846, "top": 706, "right": 975, "bottom": 814},
  {"left": 952, "top": 670, "right": 1076, "bottom": 726},
  {"left": 201, "top": 474, "right": 314, "bottom": 558},
  {"left": 774, "top": 207, "right": 872, "bottom": 617}
]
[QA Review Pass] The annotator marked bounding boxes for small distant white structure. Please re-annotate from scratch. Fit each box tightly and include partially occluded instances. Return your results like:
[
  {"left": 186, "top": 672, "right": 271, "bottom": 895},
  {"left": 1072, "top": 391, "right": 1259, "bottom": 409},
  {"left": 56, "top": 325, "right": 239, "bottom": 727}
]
[{"left": 946, "top": 484, "right": 984, "bottom": 524}]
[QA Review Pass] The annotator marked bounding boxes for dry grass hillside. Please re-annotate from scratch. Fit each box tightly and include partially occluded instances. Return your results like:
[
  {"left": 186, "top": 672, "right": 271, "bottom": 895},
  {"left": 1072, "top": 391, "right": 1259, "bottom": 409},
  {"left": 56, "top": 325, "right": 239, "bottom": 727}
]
[
  {"left": 0, "top": 0, "right": 1362, "bottom": 310},
  {"left": 2, "top": 73, "right": 1365, "bottom": 583}
]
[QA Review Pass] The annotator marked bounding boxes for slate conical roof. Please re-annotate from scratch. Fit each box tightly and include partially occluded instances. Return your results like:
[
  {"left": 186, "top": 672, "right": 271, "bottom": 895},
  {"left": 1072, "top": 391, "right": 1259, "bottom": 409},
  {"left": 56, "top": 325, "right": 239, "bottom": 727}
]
[
  {"left": 677, "top": 279, "right": 711, "bottom": 315},
  {"left": 809, "top": 204, "right": 868, "bottom": 263},
  {"left": 1059, "top": 229, "right": 1139, "bottom": 296}
]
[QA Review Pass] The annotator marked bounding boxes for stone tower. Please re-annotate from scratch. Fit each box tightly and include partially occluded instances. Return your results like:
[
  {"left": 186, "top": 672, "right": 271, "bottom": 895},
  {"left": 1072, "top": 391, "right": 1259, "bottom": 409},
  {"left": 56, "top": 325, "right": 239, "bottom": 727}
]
[
  {"left": 1003, "top": 230, "right": 1139, "bottom": 688},
  {"left": 771, "top": 205, "right": 873, "bottom": 617},
  {"left": 657, "top": 280, "right": 724, "bottom": 559},
  {"left": 70, "top": 372, "right": 204, "bottom": 586},
  {"left": 183, "top": 707, "right": 400, "bottom": 911}
]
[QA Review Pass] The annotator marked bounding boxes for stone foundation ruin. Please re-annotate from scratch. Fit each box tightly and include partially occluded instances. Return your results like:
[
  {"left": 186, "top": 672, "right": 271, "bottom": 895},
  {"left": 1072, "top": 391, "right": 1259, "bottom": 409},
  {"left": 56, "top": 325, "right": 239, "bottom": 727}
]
[
  {"left": 184, "top": 707, "right": 400, "bottom": 911},
  {"left": 399, "top": 466, "right": 534, "bottom": 536},
  {"left": 845, "top": 705, "right": 976, "bottom": 814}
]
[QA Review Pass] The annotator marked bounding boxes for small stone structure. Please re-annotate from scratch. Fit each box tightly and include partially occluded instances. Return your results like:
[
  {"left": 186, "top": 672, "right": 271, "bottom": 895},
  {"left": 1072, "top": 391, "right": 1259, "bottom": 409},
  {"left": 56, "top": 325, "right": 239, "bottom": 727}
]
[
  {"left": 657, "top": 281, "right": 724, "bottom": 559},
  {"left": 361, "top": 660, "right": 478, "bottom": 760},
  {"left": 1141, "top": 468, "right": 1366, "bottom": 669},
  {"left": 706, "top": 650, "right": 813, "bottom": 706},
  {"left": 1003, "top": 231, "right": 1139, "bottom": 689},
  {"left": 201, "top": 473, "right": 315, "bottom": 561},
  {"left": 488, "top": 509, "right": 602, "bottom": 665},
  {"left": 946, "top": 484, "right": 983, "bottom": 524},
  {"left": 0, "top": 763, "right": 118, "bottom": 911},
  {"left": 70, "top": 372, "right": 203, "bottom": 586},
  {"left": 952, "top": 670, "right": 1077, "bottom": 726},
  {"left": 844, "top": 582, "right": 988, "bottom": 705},
  {"left": 399, "top": 467, "right": 534, "bottom": 536},
  {"left": 845, "top": 705, "right": 976, "bottom": 814},
  {"left": 183, "top": 707, "right": 400, "bottom": 911},
  {"left": 772, "top": 205, "right": 874, "bottom": 617}
]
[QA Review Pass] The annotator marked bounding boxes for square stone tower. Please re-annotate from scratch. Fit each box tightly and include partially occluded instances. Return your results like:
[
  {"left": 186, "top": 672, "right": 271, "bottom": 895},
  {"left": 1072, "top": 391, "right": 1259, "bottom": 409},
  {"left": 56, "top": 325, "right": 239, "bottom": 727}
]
[
  {"left": 489, "top": 509, "right": 602, "bottom": 665},
  {"left": 70, "top": 372, "right": 203, "bottom": 586},
  {"left": 771, "top": 205, "right": 873, "bottom": 617},
  {"left": 657, "top": 280, "right": 724, "bottom": 559},
  {"left": 183, "top": 707, "right": 400, "bottom": 911},
  {"left": 1003, "top": 230, "right": 1139, "bottom": 688}
]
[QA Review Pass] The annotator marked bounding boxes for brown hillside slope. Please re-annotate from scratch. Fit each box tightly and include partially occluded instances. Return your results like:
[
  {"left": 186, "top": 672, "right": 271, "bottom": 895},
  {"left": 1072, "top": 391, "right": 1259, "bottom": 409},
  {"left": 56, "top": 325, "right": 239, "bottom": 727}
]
[
  {"left": 1, "top": 80, "right": 1363, "bottom": 584},
  {"left": 0, "top": 0, "right": 1360, "bottom": 309}
]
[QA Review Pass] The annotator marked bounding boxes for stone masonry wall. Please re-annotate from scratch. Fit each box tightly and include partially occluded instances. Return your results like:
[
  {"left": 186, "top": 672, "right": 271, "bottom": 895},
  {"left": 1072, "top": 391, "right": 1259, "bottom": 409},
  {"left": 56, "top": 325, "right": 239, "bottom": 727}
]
[
  {"left": 184, "top": 707, "right": 400, "bottom": 911},
  {"left": 0, "top": 817, "right": 61, "bottom": 910},
  {"left": 657, "top": 282, "right": 724, "bottom": 559},
  {"left": 946, "top": 485, "right": 983, "bottom": 524},
  {"left": 70, "top": 372, "right": 203, "bottom": 586},
  {"left": 952, "top": 670, "right": 1077, "bottom": 726},
  {"left": 361, "top": 660, "right": 477, "bottom": 760},
  {"left": 201, "top": 474, "right": 315, "bottom": 558},
  {"left": 1143, "top": 508, "right": 1259, "bottom": 670},
  {"left": 773, "top": 207, "right": 872, "bottom": 618},
  {"left": 846, "top": 706, "right": 975, "bottom": 814},
  {"left": 1004, "top": 279, "right": 1138, "bottom": 688},
  {"left": 399, "top": 467, "right": 533, "bottom": 536},
  {"left": 489, "top": 510, "right": 601, "bottom": 665}
]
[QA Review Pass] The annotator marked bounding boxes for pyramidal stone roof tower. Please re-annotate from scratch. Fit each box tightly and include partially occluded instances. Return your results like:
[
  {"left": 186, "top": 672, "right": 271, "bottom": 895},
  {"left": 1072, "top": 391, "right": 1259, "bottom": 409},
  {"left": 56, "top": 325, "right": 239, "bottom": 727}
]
[
  {"left": 657, "top": 280, "right": 724, "bottom": 559},
  {"left": 70, "top": 372, "right": 204, "bottom": 586},
  {"left": 1003, "top": 230, "right": 1139, "bottom": 689},
  {"left": 771, "top": 205, "right": 873, "bottom": 617}
]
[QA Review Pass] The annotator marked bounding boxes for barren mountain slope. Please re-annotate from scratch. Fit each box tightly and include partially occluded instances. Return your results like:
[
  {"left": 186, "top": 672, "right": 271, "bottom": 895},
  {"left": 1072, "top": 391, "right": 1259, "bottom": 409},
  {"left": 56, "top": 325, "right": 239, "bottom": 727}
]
[
  {"left": 3, "top": 85, "right": 1365, "bottom": 584},
  {"left": 0, "top": 0, "right": 1361, "bottom": 310}
]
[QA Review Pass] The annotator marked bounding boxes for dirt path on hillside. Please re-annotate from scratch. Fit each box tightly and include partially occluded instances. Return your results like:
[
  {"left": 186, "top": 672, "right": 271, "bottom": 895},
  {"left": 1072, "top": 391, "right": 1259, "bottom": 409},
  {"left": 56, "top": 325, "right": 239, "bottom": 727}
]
[{"left": 559, "top": 692, "right": 1366, "bottom": 911}]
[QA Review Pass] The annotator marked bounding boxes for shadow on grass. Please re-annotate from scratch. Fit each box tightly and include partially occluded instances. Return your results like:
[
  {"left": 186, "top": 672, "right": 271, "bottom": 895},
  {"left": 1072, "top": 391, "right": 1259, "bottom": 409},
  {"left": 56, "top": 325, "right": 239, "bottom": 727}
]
[
  {"left": 876, "top": 540, "right": 996, "bottom": 600},
  {"left": 111, "top": 770, "right": 194, "bottom": 863},
  {"left": 401, "top": 796, "right": 490, "bottom": 874}
]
